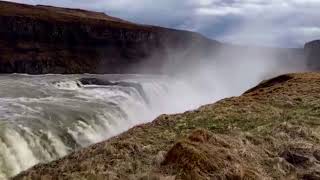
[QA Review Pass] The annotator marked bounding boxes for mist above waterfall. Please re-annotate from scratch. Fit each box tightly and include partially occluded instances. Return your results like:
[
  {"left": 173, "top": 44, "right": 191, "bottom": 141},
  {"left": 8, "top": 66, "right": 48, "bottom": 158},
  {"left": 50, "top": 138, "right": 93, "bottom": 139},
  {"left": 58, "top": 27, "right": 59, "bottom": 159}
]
[{"left": 144, "top": 39, "right": 308, "bottom": 110}]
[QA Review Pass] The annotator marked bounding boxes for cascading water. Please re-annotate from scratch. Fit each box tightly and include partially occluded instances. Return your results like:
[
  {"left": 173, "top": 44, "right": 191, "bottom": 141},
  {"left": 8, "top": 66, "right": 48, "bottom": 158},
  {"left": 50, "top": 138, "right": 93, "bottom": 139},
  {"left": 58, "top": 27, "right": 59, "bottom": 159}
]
[{"left": 0, "top": 74, "right": 223, "bottom": 179}]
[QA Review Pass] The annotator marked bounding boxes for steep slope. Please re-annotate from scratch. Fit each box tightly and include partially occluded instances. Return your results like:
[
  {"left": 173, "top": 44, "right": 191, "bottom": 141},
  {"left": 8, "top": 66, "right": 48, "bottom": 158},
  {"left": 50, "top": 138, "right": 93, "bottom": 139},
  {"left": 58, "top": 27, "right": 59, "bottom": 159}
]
[
  {"left": 0, "top": 1, "right": 220, "bottom": 74},
  {"left": 14, "top": 72, "right": 320, "bottom": 180}
]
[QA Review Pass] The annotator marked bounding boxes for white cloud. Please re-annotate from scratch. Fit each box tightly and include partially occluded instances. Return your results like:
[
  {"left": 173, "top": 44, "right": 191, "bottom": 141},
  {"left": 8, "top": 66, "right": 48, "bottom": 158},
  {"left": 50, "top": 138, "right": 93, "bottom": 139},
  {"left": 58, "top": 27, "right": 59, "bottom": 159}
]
[{"left": 195, "top": 6, "right": 243, "bottom": 16}]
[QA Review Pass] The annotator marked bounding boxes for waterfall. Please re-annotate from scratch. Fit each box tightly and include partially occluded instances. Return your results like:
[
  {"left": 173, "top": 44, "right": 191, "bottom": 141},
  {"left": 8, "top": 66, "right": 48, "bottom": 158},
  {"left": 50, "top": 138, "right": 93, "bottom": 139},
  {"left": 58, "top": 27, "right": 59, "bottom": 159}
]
[
  {"left": 0, "top": 74, "right": 174, "bottom": 179},
  {"left": 0, "top": 73, "right": 239, "bottom": 179}
]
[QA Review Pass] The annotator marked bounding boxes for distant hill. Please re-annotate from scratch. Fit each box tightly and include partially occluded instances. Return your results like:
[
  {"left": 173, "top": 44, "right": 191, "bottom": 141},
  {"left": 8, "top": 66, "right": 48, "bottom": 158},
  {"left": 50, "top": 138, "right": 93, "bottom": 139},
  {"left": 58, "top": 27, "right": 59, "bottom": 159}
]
[
  {"left": 0, "top": 1, "right": 220, "bottom": 74},
  {"left": 0, "top": 1, "right": 313, "bottom": 74}
]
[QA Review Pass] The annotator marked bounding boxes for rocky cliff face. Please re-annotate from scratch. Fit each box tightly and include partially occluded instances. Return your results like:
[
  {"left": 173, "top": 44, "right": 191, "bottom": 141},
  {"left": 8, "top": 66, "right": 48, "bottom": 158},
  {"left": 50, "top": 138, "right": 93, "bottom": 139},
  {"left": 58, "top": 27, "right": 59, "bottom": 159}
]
[
  {"left": 0, "top": 1, "right": 220, "bottom": 74},
  {"left": 0, "top": 1, "right": 310, "bottom": 74},
  {"left": 305, "top": 40, "right": 320, "bottom": 70}
]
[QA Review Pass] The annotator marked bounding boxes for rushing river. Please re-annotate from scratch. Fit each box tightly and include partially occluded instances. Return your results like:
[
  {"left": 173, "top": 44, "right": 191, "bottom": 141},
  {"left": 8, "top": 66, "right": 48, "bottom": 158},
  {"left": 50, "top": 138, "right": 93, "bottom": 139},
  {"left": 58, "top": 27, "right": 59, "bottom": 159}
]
[{"left": 0, "top": 74, "right": 229, "bottom": 179}]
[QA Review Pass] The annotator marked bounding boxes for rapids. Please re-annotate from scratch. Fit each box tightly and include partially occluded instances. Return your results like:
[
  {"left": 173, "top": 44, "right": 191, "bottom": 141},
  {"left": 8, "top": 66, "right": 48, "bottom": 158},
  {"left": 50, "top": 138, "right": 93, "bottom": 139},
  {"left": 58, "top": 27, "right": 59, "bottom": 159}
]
[{"left": 0, "top": 74, "right": 226, "bottom": 179}]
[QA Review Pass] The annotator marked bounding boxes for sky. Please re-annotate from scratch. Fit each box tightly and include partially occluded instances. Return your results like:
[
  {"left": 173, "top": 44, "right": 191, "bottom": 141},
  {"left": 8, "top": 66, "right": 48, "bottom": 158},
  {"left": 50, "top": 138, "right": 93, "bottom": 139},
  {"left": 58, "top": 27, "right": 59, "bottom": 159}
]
[{"left": 4, "top": 0, "right": 320, "bottom": 47}]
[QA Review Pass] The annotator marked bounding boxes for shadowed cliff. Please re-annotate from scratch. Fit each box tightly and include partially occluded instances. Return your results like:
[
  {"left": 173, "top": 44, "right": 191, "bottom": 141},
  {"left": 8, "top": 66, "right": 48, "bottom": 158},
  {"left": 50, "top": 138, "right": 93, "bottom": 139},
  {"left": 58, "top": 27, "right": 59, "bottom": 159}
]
[
  {"left": 0, "top": 1, "right": 313, "bottom": 74},
  {"left": 0, "top": 1, "right": 221, "bottom": 74},
  {"left": 305, "top": 40, "right": 320, "bottom": 71}
]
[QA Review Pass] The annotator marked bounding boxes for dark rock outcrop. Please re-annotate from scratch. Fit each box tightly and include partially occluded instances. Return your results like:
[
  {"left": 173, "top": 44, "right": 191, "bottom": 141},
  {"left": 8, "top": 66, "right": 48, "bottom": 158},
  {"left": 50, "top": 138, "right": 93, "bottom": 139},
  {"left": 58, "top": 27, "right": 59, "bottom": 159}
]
[
  {"left": 305, "top": 40, "right": 320, "bottom": 70},
  {"left": 79, "top": 78, "right": 149, "bottom": 103}
]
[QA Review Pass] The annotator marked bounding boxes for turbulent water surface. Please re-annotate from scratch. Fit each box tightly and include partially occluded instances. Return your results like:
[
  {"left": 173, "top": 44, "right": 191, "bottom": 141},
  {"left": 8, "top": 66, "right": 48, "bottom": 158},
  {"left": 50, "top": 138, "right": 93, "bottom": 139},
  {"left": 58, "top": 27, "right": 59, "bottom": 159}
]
[{"left": 0, "top": 74, "right": 227, "bottom": 179}]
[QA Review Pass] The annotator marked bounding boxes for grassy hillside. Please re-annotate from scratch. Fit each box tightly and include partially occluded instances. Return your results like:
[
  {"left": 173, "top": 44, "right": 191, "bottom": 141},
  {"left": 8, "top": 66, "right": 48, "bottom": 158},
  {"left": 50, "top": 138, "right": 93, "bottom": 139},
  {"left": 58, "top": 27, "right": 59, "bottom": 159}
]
[{"left": 14, "top": 73, "right": 320, "bottom": 180}]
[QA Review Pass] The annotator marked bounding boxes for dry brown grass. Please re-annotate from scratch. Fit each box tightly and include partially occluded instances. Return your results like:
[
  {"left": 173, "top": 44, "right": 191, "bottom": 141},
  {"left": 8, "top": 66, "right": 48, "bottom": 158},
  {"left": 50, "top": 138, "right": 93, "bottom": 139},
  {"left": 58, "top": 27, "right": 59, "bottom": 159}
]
[{"left": 162, "top": 129, "right": 262, "bottom": 180}]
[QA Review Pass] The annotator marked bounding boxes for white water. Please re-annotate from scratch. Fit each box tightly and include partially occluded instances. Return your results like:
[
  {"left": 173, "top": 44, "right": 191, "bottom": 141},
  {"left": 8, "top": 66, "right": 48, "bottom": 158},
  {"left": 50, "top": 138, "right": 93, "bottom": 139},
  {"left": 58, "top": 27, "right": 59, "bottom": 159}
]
[{"left": 0, "top": 74, "right": 232, "bottom": 179}]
